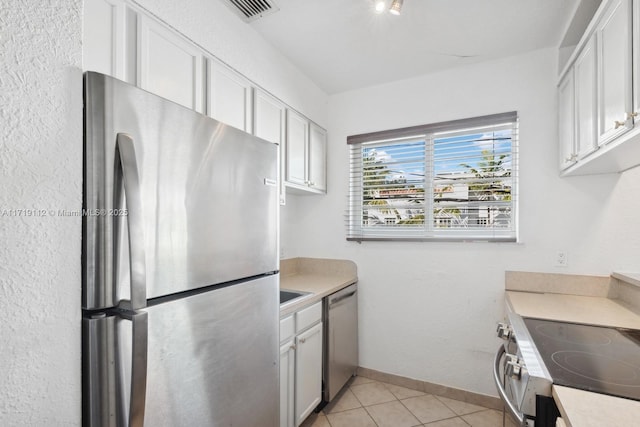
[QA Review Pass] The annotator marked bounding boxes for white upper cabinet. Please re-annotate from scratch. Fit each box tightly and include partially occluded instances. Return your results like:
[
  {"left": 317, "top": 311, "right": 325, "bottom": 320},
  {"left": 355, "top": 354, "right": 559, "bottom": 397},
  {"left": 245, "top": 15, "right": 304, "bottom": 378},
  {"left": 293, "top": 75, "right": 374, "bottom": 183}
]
[
  {"left": 208, "top": 61, "right": 253, "bottom": 132},
  {"left": 83, "top": 0, "right": 120, "bottom": 76},
  {"left": 83, "top": 0, "right": 329, "bottom": 192},
  {"left": 558, "top": 0, "right": 640, "bottom": 175},
  {"left": 286, "top": 109, "right": 310, "bottom": 188},
  {"left": 574, "top": 35, "right": 598, "bottom": 160},
  {"left": 254, "top": 89, "right": 287, "bottom": 204},
  {"left": 137, "top": 14, "right": 204, "bottom": 112},
  {"left": 308, "top": 123, "right": 327, "bottom": 193},
  {"left": 558, "top": 35, "right": 598, "bottom": 171},
  {"left": 254, "top": 89, "right": 286, "bottom": 144},
  {"left": 558, "top": 72, "right": 576, "bottom": 170},
  {"left": 83, "top": 0, "right": 135, "bottom": 82},
  {"left": 597, "top": 0, "right": 633, "bottom": 145},
  {"left": 634, "top": 0, "right": 640, "bottom": 118},
  {"left": 285, "top": 110, "right": 327, "bottom": 194}
]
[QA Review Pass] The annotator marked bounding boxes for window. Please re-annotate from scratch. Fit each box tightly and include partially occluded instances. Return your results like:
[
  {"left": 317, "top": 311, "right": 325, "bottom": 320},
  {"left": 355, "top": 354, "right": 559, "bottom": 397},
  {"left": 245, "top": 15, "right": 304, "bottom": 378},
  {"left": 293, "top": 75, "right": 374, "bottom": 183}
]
[{"left": 346, "top": 112, "right": 518, "bottom": 242}]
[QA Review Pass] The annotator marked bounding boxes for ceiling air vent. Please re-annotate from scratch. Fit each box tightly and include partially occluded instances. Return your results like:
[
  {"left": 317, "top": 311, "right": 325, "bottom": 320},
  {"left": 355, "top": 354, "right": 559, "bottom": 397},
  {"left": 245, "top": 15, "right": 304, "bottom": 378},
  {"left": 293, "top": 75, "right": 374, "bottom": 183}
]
[{"left": 223, "top": 0, "right": 280, "bottom": 22}]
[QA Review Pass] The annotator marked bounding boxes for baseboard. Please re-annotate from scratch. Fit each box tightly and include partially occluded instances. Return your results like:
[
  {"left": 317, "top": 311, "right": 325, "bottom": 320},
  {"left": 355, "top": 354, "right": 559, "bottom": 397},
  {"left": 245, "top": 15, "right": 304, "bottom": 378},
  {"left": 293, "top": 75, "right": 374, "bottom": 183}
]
[{"left": 357, "top": 366, "right": 503, "bottom": 411}]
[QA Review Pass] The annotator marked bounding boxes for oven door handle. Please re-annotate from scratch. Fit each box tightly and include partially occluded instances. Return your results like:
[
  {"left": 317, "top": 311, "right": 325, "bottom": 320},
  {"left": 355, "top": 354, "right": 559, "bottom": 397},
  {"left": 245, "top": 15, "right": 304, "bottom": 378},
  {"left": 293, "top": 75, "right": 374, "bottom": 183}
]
[{"left": 493, "top": 344, "right": 525, "bottom": 426}]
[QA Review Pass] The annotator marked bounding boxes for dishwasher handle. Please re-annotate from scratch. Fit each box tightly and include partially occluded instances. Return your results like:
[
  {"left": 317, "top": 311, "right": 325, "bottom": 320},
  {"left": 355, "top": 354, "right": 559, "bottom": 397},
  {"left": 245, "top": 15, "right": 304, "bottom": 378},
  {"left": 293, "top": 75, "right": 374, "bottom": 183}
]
[{"left": 329, "top": 290, "right": 356, "bottom": 306}]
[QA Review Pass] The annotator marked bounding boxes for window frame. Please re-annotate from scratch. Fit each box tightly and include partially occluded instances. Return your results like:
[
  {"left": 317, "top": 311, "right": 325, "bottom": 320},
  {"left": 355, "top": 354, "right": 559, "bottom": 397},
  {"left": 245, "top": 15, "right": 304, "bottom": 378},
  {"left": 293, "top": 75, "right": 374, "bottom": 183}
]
[{"left": 346, "top": 112, "right": 518, "bottom": 243}]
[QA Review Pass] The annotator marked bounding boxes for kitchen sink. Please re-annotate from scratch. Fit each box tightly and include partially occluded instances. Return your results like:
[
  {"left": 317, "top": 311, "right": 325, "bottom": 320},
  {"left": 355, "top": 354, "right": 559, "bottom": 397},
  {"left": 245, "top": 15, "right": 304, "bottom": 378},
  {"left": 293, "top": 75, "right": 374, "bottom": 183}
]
[{"left": 280, "top": 289, "right": 312, "bottom": 307}]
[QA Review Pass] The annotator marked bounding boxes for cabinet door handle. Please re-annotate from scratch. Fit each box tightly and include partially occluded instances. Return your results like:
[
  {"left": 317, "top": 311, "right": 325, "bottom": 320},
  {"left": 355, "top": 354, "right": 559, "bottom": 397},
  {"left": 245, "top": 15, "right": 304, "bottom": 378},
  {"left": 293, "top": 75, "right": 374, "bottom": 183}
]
[
  {"left": 299, "top": 338, "right": 306, "bottom": 344},
  {"left": 628, "top": 112, "right": 639, "bottom": 120},
  {"left": 565, "top": 153, "right": 577, "bottom": 162},
  {"left": 290, "top": 344, "right": 296, "bottom": 351},
  {"left": 614, "top": 120, "right": 626, "bottom": 129}
]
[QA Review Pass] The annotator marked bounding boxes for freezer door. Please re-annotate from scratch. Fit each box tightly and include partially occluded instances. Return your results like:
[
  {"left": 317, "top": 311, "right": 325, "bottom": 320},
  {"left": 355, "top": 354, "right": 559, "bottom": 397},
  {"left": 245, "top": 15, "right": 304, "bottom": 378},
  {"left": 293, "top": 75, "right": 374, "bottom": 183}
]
[
  {"left": 83, "top": 274, "right": 279, "bottom": 427},
  {"left": 83, "top": 72, "right": 279, "bottom": 310}
]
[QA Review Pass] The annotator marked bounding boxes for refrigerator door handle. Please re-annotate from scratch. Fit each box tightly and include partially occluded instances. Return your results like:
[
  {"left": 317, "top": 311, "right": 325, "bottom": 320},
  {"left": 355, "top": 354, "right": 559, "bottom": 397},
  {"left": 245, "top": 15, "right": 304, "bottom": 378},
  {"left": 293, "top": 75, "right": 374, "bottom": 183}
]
[
  {"left": 115, "top": 133, "right": 147, "bottom": 310},
  {"left": 83, "top": 311, "right": 148, "bottom": 427},
  {"left": 121, "top": 310, "right": 149, "bottom": 427}
]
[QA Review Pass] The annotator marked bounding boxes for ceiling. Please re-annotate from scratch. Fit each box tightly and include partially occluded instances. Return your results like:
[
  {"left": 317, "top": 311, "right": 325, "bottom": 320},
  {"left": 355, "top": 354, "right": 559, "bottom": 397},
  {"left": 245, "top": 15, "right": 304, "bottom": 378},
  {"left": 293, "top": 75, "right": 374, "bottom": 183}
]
[{"left": 245, "top": 0, "right": 579, "bottom": 94}]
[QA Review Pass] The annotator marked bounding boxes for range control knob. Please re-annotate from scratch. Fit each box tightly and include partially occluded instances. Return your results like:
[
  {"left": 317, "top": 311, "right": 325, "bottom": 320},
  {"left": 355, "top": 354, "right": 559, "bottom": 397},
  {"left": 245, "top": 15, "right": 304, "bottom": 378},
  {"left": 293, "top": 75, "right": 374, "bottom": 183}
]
[
  {"left": 496, "top": 322, "right": 512, "bottom": 340},
  {"left": 505, "top": 353, "right": 518, "bottom": 363},
  {"left": 506, "top": 359, "right": 522, "bottom": 380}
]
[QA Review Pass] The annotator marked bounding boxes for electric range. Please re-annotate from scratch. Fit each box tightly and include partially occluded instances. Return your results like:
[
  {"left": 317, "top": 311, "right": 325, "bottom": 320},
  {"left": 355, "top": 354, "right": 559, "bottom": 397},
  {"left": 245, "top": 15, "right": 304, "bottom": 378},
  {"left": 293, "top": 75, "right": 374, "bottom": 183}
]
[
  {"left": 523, "top": 317, "right": 640, "bottom": 401},
  {"left": 494, "top": 313, "right": 640, "bottom": 426}
]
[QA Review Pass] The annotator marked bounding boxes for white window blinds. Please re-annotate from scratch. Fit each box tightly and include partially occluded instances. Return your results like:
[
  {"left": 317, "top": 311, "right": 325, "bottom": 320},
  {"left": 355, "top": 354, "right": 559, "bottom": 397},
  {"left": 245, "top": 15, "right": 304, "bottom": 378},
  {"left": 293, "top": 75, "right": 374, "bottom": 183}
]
[{"left": 346, "top": 112, "right": 518, "bottom": 242}]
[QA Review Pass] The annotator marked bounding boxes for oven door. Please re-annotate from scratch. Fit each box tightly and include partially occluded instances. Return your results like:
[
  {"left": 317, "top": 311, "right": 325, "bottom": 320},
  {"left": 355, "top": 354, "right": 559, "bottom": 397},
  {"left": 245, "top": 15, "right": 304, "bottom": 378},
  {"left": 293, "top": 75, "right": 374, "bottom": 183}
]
[
  {"left": 494, "top": 344, "right": 528, "bottom": 426},
  {"left": 495, "top": 312, "right": 555, "bottom": 426}
]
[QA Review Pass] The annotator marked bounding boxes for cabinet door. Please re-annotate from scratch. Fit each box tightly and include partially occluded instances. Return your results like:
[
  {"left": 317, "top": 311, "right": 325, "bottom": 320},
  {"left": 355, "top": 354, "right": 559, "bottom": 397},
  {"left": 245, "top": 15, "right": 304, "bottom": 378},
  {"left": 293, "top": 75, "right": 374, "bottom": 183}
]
[
  {"left": 294, "top": 322, "right": 323, "bottom": 427},
  {"left": 308, "top": 123, "right": 327, "bottom": 193},
  {"left": 138, "top": 14, "right": 204, "bottom": 112},
  {"left": 597, "top": 0, "right": 633, "bottom": 145},
  {"left": 83, "top": 0, "right": 135, "bottom": 82},
  {"left": 634, "top": 0, "right": 640, "bottom": 119},
  {"left": 286, "top": 110, "right": 309, "bottom": 187},
  {"left": 208, "top": 61, "right": 253, "bottom": 132},
  {"left": 254, "top": 89, "right": 287, "bottom": 204},
  {"left": 558, "top": 71, "right": 576, "bottom": 170},
  {"left": 280, "top": 340, "right": 295, "bottom": 427},
  {"left": 574, "top": 35, "right": 598, "bottom": 160}
]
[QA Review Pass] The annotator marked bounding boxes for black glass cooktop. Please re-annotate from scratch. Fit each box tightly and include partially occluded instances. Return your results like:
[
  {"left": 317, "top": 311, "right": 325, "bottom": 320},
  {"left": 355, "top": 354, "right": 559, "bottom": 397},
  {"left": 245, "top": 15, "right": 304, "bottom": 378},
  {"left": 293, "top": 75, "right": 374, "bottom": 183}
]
[{"left": 524, "top": 318, "right": 640, "bottom": 401}]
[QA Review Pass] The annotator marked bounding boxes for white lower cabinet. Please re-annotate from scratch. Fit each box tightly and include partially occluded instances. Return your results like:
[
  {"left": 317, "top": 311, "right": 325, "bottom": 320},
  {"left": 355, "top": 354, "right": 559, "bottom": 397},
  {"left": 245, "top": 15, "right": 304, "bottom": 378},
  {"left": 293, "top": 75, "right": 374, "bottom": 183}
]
[
  {"left": 279, "top": 301, "right": 323, "bottom": 427},
  {"left": 294, "top": 322, "right": 323, "bottom": 426},
  {"left": 279, "top": 338, "right": 295, "bottom": 427}
]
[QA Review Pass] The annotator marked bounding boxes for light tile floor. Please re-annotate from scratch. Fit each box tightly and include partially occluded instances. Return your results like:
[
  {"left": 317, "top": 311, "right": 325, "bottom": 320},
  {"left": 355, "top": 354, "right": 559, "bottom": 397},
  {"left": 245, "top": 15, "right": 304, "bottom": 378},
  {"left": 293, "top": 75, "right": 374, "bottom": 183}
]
[{"left": 301, "top": 375, "right": 517, "bottom": 427}]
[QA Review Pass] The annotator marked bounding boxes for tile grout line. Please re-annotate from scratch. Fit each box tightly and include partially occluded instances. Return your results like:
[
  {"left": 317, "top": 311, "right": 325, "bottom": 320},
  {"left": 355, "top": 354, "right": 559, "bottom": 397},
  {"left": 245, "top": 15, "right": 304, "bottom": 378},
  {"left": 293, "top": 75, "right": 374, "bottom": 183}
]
[
  {"left": 432, "top": 394, "right": 488, "bottom": 418},
  {"left": 353, "top": 380, "right": 385, "bottom": 427},
  {"left": 324, "top": 379, "right": 378, "bottom": 426},
  {"left": 378, "top": 380, "right": 429, "bottom": 427},
  {"left": 323, "top": 376, "right": 498, "bottom": 427},
  {"left": 394, "top": 396, "right": 464, "bottom": 427},
  {"left": 360, "top": 404, "right": 382, "bottom": 427}
]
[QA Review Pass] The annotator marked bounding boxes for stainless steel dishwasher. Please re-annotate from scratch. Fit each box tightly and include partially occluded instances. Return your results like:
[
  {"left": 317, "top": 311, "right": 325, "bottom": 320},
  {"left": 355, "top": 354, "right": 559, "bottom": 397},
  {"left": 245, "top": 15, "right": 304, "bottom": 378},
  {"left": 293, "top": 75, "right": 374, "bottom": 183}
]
[{"left": 323, "top": 283, "right": 358, "bottom": 402}]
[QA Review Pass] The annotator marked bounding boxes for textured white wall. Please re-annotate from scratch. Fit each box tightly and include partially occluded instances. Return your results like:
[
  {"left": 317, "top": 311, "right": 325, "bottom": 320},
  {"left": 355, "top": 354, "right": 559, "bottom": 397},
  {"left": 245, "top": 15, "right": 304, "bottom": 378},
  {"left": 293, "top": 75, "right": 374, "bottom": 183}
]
[
  {"left": 282, "top": 48, "right": 640, "bottom": 396},
  {"left": 0, "top": 1, "right": 83, "bottom": 426}
]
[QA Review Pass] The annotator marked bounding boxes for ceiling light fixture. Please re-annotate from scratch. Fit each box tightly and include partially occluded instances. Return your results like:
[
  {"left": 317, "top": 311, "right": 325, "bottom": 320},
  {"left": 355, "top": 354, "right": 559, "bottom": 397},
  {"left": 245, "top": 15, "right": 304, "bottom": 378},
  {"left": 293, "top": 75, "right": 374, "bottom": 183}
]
[
  {"left": 389, "top": 0, "right": 403, "bottom": 15},
  {"left": 374, "top": 0, "right": 386, "bottom": 14}
]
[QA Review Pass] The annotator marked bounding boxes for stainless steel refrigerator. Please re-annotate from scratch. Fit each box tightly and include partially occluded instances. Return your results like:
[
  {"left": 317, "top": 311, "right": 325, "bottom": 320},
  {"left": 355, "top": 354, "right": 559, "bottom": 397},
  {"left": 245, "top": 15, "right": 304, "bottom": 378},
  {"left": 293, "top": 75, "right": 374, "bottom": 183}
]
[{"left": 82, "top": 72, "right": 279, "bottom": 427}]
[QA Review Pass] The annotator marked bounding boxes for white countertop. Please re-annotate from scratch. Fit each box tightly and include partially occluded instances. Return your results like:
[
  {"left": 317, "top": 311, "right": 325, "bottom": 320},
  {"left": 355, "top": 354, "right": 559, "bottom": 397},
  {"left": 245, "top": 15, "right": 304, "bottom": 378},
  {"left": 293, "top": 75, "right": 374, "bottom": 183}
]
[
  {"left": 553, "top": 386, "right": 640, "bottom": 427},
  {"left": 505, "top": 271, "right": 640, "bottom": 427},
  {"left": 279, "top": 257, "right": 358, "bottom": 316},
  {"left": 506, "top": 291, "right": 640, "bottom": 329}
]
